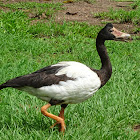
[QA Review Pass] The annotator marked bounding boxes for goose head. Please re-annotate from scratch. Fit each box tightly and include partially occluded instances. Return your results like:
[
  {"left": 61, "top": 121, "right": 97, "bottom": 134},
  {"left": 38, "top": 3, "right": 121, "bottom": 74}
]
[{"left": 97, "top": 23, "right": 131, "bottom": 42}]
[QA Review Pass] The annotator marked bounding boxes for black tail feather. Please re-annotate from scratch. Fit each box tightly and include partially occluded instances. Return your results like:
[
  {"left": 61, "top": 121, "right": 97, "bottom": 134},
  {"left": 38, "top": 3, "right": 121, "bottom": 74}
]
[
  {"left": 0, "top": 82, "right": 18, "bottom": 90},
  {"left": 0, "top": 83, "right": 13, "bottom": 90},
  {"left": 0, "top": 84, "right": 5, "bottom": 90}
]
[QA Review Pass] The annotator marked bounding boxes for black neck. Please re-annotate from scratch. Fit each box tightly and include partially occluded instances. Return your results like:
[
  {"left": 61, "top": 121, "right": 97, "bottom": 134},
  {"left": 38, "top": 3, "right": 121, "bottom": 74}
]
[{"left": 96, "top": 37, "right": 112, "bottom": 87}]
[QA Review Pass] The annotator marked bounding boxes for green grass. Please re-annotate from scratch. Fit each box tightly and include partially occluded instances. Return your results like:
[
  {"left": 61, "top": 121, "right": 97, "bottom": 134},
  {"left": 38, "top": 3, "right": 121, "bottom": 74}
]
[
  {"left": 94, "top": 8, "right": 140, "bottom": 25},
  {"left": 0, "top": 1, "right": 140, "bottom": 140},
  {"left": 94, "top": 1, "right": 140, "bottom": 33},
  {"left": 0, "top": 2, "right": 63, "bottom": 20},
  {"left": 0, "top": 10, "right": 29, "bottom": 36},
  {"left": 0, "top": 2, "right": 63, "bottom": 10}
]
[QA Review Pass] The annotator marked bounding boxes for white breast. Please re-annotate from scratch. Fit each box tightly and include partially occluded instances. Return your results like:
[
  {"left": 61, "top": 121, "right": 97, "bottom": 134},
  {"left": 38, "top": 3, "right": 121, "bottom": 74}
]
[{"left": 38, "top": 61, "right": 101, "bottom": 104}]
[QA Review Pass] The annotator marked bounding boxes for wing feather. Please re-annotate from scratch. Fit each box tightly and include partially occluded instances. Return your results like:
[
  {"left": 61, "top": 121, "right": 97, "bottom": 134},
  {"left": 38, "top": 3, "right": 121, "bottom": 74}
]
[{"left": 1, "top": 65, "right": 73, "bottom": 89}]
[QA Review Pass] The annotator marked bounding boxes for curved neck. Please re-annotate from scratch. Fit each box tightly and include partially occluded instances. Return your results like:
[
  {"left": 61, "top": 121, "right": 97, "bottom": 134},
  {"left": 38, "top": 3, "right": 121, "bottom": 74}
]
[{"left": 96, "top": 37, "right": 112, "bottom": 87}]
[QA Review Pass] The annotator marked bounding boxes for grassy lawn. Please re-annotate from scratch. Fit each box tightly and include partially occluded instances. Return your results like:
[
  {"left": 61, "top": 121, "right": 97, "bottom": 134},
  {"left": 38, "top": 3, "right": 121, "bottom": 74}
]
[
  {"left": 94, "top": 1, "right": 140, "bottom": 33},
  {"left": 0, "top": 1, "right": 140, "bottom": 140}
]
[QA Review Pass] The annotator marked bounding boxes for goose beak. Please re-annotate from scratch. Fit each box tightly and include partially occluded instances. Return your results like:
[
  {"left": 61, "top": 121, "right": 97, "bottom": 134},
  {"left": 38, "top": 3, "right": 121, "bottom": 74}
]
[{"left": 112, "top": 27, "right": 131, "bottom": 42}]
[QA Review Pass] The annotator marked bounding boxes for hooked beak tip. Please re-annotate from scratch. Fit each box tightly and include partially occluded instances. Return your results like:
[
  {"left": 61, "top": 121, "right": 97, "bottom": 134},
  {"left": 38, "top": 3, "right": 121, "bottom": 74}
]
[
  {"left": 115, "top": 33, "right": 132, "bottom": 41},
  {"left": 122, "top": 33, "right": 131, "bottom": 39}
]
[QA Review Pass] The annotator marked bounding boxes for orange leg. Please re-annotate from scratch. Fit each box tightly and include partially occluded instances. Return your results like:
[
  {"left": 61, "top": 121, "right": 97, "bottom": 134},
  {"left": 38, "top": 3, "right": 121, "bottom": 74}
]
[
  {"left": 50, "top": 106, "right": 65, "bottom": 129},
  {"left": 41, "top": 103, "right": 66, "bottom": 132}
]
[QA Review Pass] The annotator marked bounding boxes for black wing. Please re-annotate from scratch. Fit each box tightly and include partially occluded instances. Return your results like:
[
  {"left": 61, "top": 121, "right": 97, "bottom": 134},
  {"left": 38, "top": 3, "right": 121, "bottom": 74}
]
[{"left": 0, "top": 65, "right": 73, "bottom": 89}]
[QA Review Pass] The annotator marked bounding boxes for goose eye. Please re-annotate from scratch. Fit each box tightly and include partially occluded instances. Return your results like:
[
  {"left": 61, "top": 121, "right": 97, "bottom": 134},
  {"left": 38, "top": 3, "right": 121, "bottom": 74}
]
[{"left": 109, "top": 29, "right": 113, "bottom": 32}]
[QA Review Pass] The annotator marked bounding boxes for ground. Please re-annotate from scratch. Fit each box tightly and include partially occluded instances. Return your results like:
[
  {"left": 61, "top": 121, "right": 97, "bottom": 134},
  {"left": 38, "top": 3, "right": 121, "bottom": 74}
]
[
  {"left": 0, "top": 0, "right": 139, "bottom": 34},
  {"left": 55, "top": 0, "right": 134, "bottom": 33}
]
